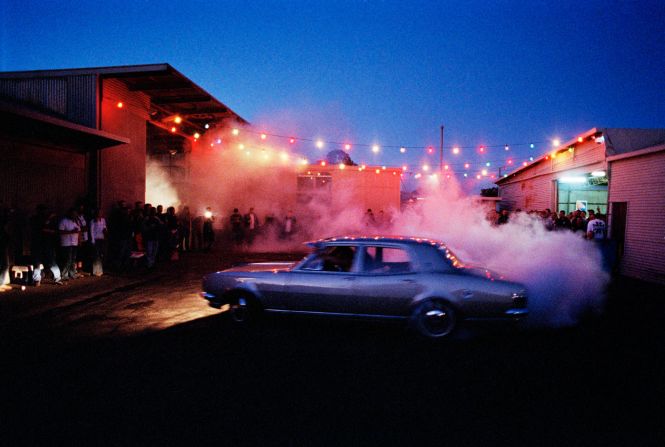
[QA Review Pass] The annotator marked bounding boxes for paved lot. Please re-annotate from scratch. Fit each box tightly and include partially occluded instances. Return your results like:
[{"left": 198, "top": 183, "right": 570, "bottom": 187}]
[{"left": 1, "top": 249, "right": 664, "bottom": 445}]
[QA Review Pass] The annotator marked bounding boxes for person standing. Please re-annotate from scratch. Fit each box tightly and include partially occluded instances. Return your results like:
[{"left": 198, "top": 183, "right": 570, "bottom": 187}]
[
  {"left": 229, "top": 208, "right": 243, "bottom": 246},
  {"left": 90, "top": 209, "right": 108, "bottom": 276},
  {"left": 0, "top": 205, "right": 11, "bottom": 292},
  {"left": 203, "top": 207, "right": 215, "bottom": 251},
  {"left": 282, "top": 210, "right": 297, "bottom": 240},
  {"left": 244, "top": 207, "right": 259, "bottom": 245},
  {"left": 587, "top": 212, "right": 607, "bottom": 241},
  {"left": 58, "top": 208, "right": 81, "bottom": 280},
  {"left": 142, "top": 207, "right": 161, "bottom": 269}
]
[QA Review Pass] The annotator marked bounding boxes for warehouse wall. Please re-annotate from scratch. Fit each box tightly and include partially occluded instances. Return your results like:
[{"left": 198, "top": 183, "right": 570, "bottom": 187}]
[
  {"left": 99, "top": 78, "right": 149, "bottom": 213},
  {"left": 609, "top": 149, "right": 665, "bottom": 284}
]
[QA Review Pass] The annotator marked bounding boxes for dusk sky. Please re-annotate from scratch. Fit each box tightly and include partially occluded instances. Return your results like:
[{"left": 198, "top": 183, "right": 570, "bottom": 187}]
[{"left": 2, "top": 0, "right": 664, "bottom": 188}]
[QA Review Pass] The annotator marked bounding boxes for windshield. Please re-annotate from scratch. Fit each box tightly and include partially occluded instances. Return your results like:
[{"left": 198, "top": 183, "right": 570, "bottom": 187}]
[{"left": 437, "top": 244, "right": 465, "bottom": 269}]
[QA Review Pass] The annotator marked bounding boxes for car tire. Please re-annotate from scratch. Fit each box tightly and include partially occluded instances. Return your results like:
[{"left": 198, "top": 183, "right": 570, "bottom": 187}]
[
  {"left": 229, "top": 293, "right": 261, "bottom": 325},
  {"left": 410, "top": 299, "right": 457, "bottom": 339}
]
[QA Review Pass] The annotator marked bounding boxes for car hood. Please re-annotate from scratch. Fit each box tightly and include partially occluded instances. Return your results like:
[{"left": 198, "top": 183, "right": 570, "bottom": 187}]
[{"left": 223, "top": 262, "right": 294, "bottom": 273}]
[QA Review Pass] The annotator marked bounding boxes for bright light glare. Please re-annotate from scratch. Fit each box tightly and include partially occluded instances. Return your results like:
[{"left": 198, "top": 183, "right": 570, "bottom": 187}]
[
  {"left": 452, "top": 147, "right": 460, "bottom": 155},
  {"left": 260, "top": 133, "right": 267, "bottom": 140},
  {"left": 344, "top": 144, "right": 351, "bottom": 151},
  {"left": 400, "top": 147, "right": 406, "bottom": 153},
  {"left": 174, "top": 116, "right": 182, "bottom": 124},
  {"left": 560, "top": 176, "right": 587, "bottom": 184},
  {"left": 552, "top": 139, "right": 560, "bottom": 147},
  {"left": 422, "top": 164, "right": 430, "bottom": 172},
  {"left": 316, "top": 140, "right": 325, "bottom": 149},
  {"left": 481, "top": 169, "right": 488, "bottom": 176},
  {"left": 193, "top": 132, "right": 200, "bottom": 139},
  {"left": 232, "top": 128, "right": 240, "bottom": 136},
  {"left": 372, "top": 145, "right": 380, "bottom": 153},
  {"left": 339, "top": 163, "right": 345, "bottom": 169},
  {"left": 591, "top": 171, "right": 606, "bottom": 177}
]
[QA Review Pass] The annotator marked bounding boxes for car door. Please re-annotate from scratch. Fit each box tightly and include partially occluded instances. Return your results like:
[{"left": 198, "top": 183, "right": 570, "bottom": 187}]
[
  {"left": 282, "top": 244, "right": 361, "bottom": 313},
  {"left": 350, "top": 245, "right": 421, "bottom": 316}
]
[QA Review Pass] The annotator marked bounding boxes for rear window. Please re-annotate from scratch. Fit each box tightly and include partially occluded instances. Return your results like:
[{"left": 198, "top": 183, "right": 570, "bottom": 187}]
[{"left": 361, "top": 246, "right": 412, "bottom": 274}]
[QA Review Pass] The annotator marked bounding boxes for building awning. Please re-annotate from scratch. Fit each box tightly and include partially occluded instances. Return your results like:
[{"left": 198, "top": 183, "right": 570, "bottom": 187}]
[
  {"left": 0, "top": 99, "right": 129, "bottom": 152},
  {"left": 0, "top": 63, "right": 248, "bottom": 135}
]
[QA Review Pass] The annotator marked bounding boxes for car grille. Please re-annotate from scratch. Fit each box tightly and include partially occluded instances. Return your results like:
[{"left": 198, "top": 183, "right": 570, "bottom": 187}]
[{"left": 511, "top": 292, "right": 527, "bottom": 308}]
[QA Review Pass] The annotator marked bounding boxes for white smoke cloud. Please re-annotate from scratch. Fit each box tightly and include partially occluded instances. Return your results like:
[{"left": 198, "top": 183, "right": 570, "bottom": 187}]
[{"left": 146, "top": 159, "right": 181, "bottom": 208}]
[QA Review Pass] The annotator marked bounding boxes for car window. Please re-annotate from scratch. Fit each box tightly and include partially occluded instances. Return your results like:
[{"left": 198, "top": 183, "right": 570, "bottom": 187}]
[
  {"left": 299, "top": 245, "right": 358, "bottom": 272},
  {"left": 360, "top": 246, "right": 412, "bottom": 274}
]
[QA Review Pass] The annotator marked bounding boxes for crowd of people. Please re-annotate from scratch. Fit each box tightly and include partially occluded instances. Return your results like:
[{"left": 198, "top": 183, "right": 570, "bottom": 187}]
[
  {"left": 0, "top": 201, "right": 307, "bottom": 291},
  {"left": 492, "top": 207, "right": 608, "bottom": 240},
  {"left": 0, "top": 200, "right": 219, "bottom": 291},
  {"left": 1, "top": 199, "right": 614, "bottom": 291}
]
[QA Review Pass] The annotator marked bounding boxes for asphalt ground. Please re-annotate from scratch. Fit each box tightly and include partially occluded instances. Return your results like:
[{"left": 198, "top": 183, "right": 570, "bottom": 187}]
[{"left": 1, "top": 248, "right": 664, "bottom": 446}]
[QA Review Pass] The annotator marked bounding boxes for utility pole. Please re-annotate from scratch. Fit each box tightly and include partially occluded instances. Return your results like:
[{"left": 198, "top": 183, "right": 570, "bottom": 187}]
[{"left": 439, "top": 125, "right": 444, "bottom": 173}]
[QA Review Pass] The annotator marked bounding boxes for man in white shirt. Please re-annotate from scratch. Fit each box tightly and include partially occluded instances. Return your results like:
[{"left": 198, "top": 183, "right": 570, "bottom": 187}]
[
  {"left": 58, "top": 208, "right": 81, "bottom": 280},
  {"left": 586, "top": 211, "right": 606, "bottom": 241}
]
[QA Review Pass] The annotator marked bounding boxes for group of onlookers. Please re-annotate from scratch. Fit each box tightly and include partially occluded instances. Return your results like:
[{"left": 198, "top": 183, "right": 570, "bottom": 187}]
[
  {"left": 0, "top": 200, "right": 217, "bottom": 291},
  {"left": 493, "top": 207, "right": 608, "bottom": 240},
  {"left": 227, "top": 207, "right": 298, "bottom": 246}
]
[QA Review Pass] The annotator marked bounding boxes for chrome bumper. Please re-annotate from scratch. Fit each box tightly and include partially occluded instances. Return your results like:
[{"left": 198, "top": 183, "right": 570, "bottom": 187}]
[{"left": 504, "top": 308, "right": 529, "bottom": 318}]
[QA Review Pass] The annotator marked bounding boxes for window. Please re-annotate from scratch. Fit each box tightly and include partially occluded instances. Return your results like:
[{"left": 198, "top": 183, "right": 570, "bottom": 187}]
[
  {"left": 299, "top": 245, "right": 357, "bottom": 272},
  {"left": 361, "top": 246, "right": 412, "bottom": 274}
]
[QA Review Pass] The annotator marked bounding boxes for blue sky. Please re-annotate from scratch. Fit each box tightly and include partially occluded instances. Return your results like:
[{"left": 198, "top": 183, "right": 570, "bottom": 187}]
[{"left": 2, "top": 0, "right": 664, "bottom": 189}]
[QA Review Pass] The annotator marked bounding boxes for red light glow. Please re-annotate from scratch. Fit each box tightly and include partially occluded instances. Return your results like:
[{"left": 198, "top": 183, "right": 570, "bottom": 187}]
[{"left": 289, "top": 137, "right": 296, "bottom": 144}]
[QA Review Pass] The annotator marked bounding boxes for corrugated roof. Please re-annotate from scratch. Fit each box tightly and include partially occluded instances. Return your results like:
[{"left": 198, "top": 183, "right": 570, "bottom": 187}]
[
  {"left": 496, "top": 127, "right": 665, "bottom": 185},
  {"left": 0, "top": 63, "right": 248, "bottom": 132}
]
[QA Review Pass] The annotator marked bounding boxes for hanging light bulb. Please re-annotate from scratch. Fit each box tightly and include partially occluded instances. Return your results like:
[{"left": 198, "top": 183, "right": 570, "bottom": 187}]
[
  {"left": 504, "top": 144, "right": 509, "bottom": 151},
  {"left": 400, "top": 147, "right": 406, "bottom": 153}
]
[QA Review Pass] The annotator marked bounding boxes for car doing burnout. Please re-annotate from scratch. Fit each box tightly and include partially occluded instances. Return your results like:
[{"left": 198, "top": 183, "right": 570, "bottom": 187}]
[{"left": 201, "top": 236, "right": 528, "bottom": 338}]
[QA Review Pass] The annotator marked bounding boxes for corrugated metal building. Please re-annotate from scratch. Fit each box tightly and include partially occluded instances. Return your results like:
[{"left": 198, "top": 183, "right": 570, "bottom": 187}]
[
  {"left": 496, "top": 128, "right": 665, "bottom": 284},
  {"left": 0, "top": 64, "right": 246, "bottom": 214}
]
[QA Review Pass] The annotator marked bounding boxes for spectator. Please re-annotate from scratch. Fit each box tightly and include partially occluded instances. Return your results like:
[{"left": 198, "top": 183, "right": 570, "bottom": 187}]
[
  {"left": 178, "top": 205, "right": 192, "bottom": 252},
  {"left": 363, "top": 209, "right": 375, "bottom": 228},
  {"left": 0, "top": 204, "right": 10, "bottom": 291},
  {"left": 142, "top": 207, "right": 161, "bottom": 269},
  {"left": 555, "top": 210, "right": 571, "bottom": 230},
  {"left": 496, "top": 209, "right": 509, "bottom": 225},
  {"left": 90, "top": 209, "right": 108, "bottom": 276},
  {"left": 229, "top": 208, "right": 243, "bottom": 246},
  {"left": 165, "top": 206, "right": 180, "bottom": 260},
  {"left": 58, "top": 208, "right": 81, "bottom": 280},
  {"left": 587, "top": 211, "right": 607, "bottom": 241},
  {"left": 203, "top": 207, "right": 215, "bottom": 251},
  {"left": 244, "top": 207, "right": 259, "bottom": 245},
  {"left": 281, "top": 210, "right": 297, "bottom": 240}
]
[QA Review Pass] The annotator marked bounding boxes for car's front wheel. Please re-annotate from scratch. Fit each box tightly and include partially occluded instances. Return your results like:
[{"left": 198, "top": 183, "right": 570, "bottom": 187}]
[
  {"left": 229, "top": 293, "right": 261, "bottom": 324},
  {"left": 410, "top": 299, "right": 457, "bottom": 338}
]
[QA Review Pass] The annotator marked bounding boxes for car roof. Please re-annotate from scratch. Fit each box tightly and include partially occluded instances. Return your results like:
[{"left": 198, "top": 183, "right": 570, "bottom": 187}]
[{"left": 307, "top": 235, "right": 446, "bottom": 248}]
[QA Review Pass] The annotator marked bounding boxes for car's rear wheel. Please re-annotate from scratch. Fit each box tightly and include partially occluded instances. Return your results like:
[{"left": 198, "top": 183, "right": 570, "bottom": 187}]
[{"left": 410, "top": 299, "right": 457, "bottom": 338}]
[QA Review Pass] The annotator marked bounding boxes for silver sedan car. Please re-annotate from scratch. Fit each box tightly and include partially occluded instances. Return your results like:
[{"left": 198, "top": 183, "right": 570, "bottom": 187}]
[{"left": 201, "top": 236, "right": 528, "bottom": 338}]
